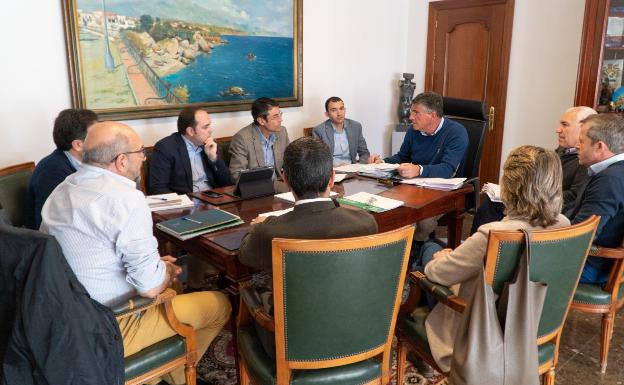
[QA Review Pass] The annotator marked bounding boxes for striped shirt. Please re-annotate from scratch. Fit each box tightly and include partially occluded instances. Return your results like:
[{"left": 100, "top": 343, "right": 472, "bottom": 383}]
[{"left": 41, "top": 165, "right": 165, "bottom": 306}]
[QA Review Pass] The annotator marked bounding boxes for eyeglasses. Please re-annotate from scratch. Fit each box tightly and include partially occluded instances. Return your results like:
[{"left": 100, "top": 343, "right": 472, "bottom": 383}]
[
  {"left": 267, "top": 111, "right": 283, "bottom": 121},
  {"left": 111, "top": 146, "right": 146, "bottom": 163},
  {"left": 409, "top": 109, "right": 430, "bottom": 116}
]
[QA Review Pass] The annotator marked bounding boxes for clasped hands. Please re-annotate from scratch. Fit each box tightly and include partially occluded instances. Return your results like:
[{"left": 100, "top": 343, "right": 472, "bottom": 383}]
[{"left": 161, "top": 255, "right": 183, "bottom": 284}]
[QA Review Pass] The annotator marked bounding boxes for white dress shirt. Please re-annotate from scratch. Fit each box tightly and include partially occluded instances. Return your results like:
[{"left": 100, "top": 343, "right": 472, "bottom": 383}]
[{"left": 41, "top": 165, "right": 165, "bottom": 306}]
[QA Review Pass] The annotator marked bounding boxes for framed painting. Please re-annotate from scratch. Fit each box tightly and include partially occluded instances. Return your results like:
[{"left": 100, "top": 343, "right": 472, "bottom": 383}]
[{"left": 62, "top": 0, "right": 303, "bottom": 120}]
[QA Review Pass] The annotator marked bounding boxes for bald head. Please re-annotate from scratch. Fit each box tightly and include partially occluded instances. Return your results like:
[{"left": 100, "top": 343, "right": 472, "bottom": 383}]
[
  {"left": 556, "top": 106, "right": 597, "bottom": 149},
  {"left": 83, "top": 121, "right": 145, "bottom": 181}
]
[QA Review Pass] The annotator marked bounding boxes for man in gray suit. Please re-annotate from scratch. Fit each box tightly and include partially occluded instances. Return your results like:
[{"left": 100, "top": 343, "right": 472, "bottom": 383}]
[
  {"left": 229, "top": 97, "right": 290, "bottom": 183},
  {"left": 312, "top": 96, "right": 370, "bottom": 165}
]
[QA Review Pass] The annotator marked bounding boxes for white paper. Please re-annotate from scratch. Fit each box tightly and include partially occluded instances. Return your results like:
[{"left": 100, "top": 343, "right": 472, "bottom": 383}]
[
  {"left": 483, "top": 183, "right": 502, "bottom": 203},
  {"left": 334, "top": 163, "right": 363, "bottom": 173},
  {"left": 146, "top": 193, "right": 195, "bottom": 211},
  {"left": 334, "top": 173, "right": 347, "bottom": 183},
  {"left": 258, "top": 207, "right": 294, "bottom": 218},
  {"left": 400, "top": 177, "right": 466, "bottom": 191},
  {"left": 343, "top": 192, "right": 404, "bottom": 211},
  {"left": 274, "top": 191, "right": 338, "bottom": 203}
]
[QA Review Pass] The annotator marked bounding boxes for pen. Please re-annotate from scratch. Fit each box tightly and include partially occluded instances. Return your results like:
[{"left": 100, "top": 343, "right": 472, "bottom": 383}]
[
  {"left": 148, "top": 197, "right": 168, "bottom": 201},
  {"left": 182, "top": 217, "right": 202, "bottom": 224}
]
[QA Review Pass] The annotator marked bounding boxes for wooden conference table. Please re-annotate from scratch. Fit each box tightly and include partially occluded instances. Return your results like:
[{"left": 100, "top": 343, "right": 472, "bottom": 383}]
[{"left": 152, "top": 176, "right": 473, "bottom": 294}]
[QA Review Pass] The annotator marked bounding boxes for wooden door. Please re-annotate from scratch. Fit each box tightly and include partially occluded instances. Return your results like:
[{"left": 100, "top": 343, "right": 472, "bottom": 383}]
[{"left": 425, "top": 0, "right": 514, "bottom": 183}]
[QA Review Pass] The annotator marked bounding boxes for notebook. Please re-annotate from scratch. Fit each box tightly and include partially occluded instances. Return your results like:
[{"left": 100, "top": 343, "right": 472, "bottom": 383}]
[{"left": 156, "top": 209, "right": 244, "bottom": 240}]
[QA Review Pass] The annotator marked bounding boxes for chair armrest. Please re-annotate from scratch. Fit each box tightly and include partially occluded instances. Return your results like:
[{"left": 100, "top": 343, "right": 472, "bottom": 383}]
[
  {"left": 112, "top": 288, "right": 177, "bottom": 320},
  {"left": 240, "top": 286, "right": 275, "bottom": 332},
  {"left": 410, "top": 271, "right": 466, "bottom": 313},
  {"left": 589, "top": 244, "right": 624, "bottom": 260},
  {"left": 463, "top": 177, "right": 480, "bottom": 215}
]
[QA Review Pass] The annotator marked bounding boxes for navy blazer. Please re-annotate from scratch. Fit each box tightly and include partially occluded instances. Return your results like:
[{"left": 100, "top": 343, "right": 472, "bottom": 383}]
[
  {"left": 149, "top": 132, "right": 231, "bottom": 195},
  {"left": 25, "top": 149, "right": 77, "bottom": 229},
  {"left": 567, "top": 160, "right": 624, "bottom": 283}
]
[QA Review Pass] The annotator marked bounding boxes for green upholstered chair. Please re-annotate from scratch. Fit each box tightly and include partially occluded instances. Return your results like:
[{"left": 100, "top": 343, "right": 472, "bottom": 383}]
[
  {"left": 216, "top": 136, "right": 233, "bottom": 168},
  {"left": 139, "top": 146, "right": 154, "bottom": 194},
  {"left": 237, "top": 225, "right": 415, "bottom": 385},
  {"left": 570, "top": 239, "right": 624, "bottom": 373},
  {"left": 396, "top": 216, "right": 599, "bottom": 385},
  {"left": 0, "top": 162, "right": 35, "bottom": 227},
  {"left": 112, "top": 288, "right": 198, "bottom": 385}
]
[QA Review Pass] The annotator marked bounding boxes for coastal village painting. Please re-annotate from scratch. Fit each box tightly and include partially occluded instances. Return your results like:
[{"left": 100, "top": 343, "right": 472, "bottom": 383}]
[{"left": 63, "top": 0, "right": 302, "bottom": 119}]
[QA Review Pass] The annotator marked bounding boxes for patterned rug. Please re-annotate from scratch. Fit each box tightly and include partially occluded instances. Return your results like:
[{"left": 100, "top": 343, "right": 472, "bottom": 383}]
[{"left": 196, "top": 327, "right": 447, "bottom": 385}]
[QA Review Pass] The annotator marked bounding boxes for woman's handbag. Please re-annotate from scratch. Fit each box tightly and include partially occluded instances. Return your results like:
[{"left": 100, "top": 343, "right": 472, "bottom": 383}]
[{"left": 449, "top": 230, "right": 547, "bottom": 385}]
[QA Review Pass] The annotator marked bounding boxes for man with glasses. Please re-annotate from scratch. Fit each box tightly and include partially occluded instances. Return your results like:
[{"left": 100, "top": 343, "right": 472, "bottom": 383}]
[
  {"left": 25, "top": 108, "right": 98, "bottom": 229},
  {"left": 229, "top": 97, "right": 290, "bottom": 183},
  {"left": 149, "top": 106, "right": 231, "bottom": 194},
  {"left": 370, "top": 91, "right": 468, "bottom": 242},
  {"left": 41, "top": 122, "right": 231, "bottom": 385}
]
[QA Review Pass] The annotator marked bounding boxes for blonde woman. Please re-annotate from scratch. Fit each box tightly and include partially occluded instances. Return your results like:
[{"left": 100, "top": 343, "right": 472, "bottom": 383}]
[{"left": 422, "top": 145, "right": 571, "bottom": 372}]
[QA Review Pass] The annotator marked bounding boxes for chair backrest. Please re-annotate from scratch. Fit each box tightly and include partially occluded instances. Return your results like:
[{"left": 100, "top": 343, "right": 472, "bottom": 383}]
[
  {"left": 0, "top": 162, "right": 35, "bottom": 227},
  {"left": 484, "top": 216, "right": 599, "bottom": 344},
  {"left": 216, "top": 136, "right": 233, "bottom": 167},
  {"left": 303, "top": 127, "right": 313, "bottom": 137},
  {"left": 443, "top": 96, "right": 487, "bottom": 180},
  {"left": 271, "top": 225, "right": 414, "bottom": 382},
  {"left": 139, "top": 146, "right": 154, "bottom": 194}
]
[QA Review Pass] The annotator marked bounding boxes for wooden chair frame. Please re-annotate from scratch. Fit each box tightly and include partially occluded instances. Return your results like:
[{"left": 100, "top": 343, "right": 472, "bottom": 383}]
[
  {"left": 138, "top": 146, "right": 154, "bottom": 194},
  {"left": 570, "top": 239, "right": 624, "bottom": 373},
  {"left": 397, "top": 216, "right": 599, "bottom": 385},
  {"left": 237, "top": 226, "right": 415, "bottom": 385},
  {"left": 115, "top": 288, "right": 198, "bottom": 385}
]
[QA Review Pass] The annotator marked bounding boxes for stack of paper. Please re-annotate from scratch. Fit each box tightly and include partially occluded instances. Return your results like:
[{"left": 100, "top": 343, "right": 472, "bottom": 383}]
[
  {"left": 400, "top": 177, "right": 467, "bottom": 191},
  {"left": 274, "top": 191, "right": 338, "bottom": 203},
  {"left": 483, "top": 183, "right": 502, "bottom": 203},
  {"left": 337, "top": 192, "right": 403, "bottom": 213},
  {"left": 146, "top": 193, "right": 195, "bottom": 212},
  {"left": 156, "top": 209, "right": 244, "bottom": 240},
  {"left": 334, "top": 163, "right": 363, "bottom": 173},
  {"left": 357, "top": 163, "right": 400, "bottom": 179}
]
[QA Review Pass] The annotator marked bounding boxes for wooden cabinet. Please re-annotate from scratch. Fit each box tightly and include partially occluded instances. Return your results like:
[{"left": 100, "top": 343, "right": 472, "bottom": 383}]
[{"left": 576, "top": 0, "right": 624, "bottom": 111}]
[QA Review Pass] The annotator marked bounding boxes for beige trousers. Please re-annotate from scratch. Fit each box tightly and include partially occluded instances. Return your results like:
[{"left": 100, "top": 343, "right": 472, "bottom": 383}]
[{"left": 118, "top": 291, "right": 232, "bottom": 385}]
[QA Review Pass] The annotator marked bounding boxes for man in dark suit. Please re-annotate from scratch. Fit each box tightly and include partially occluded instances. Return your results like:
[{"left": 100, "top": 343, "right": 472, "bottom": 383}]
[
  {"left": 238, "top": 136, "right": 378, "bottom": 356},
  {"left": 312, "top": 96, "right": 370, "bottom": 165},
  {"left": 566, "top": 113, "right": 624, "bottom": 284},
  {"left": 24, "top": 109, "right": 98, "bottom": 229},
  {"left": 149, "top": 106, "right": 231, "bottom": 194}
]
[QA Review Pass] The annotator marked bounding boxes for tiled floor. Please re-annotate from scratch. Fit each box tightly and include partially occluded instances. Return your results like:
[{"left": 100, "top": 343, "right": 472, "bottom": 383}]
[
  {"left": 437, "top": 215, "right": 624, "bottom": 385},
  {"left": 556, "top": 311, "right": 624, "bottom": 385}
]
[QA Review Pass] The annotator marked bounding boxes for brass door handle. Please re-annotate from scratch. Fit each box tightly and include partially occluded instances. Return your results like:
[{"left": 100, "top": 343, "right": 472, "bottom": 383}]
[{"left": 488, "top": 106, "right": 495, "bottom": 132}]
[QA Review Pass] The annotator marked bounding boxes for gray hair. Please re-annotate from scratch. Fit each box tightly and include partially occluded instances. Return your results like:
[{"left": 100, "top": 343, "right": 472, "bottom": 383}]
[
  {"left": 567, "top": 106, "right": 597, "bottom": 123},
  {"left": 581, "top": 114, "right": 624, "bottom": 154},
  {"left": 412, "top": 91, "right": 443, "bottom": 116},
  {"left": 83, "top": 133, "right": 130, "bottom": 165}
]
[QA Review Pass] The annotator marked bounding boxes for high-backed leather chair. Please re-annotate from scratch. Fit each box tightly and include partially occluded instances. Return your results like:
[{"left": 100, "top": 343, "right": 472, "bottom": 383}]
[
  {"left": 237, "top": 225, "right": 415, "bottom": 385},
  {"left": 570, "top": 238, "right": 624, "bottom": 373},
  {"left": 397, "top": 216, "right": 599, "bottom": 385},
  {"left": 139, "top": 146, "right": 154, "bottom": 194},
  {"left": 303, "top": 127, "right": 313, "bottom": 137},
  {"left": 443, "top": 96, "right": 487, "bottom": 213},
  {"left": 0, "top": 162, "right": 35, "bottom": 227},
  {"left": 216, "top": 136, "right": 233, "bottom": 168}
]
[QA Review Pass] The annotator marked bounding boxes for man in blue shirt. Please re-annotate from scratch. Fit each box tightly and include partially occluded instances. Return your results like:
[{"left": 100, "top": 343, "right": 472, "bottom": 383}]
[
  {"left": 312, "top": 96, "right": 370, "bottom": 165},
  {"left": 24, "top": 108, "right": 98, "bottom": 229},
  {"left": 149, "top": 106, "right": 231, "bottom": 194},
  {"left": 566, "top": 113, "right": 624, "bottom": 284},
  {"left": 228, "top": 97, "right": 290, "bottom": 183},
  {"left": 370, "top": 91, "right": 468, "bottom": 179}
]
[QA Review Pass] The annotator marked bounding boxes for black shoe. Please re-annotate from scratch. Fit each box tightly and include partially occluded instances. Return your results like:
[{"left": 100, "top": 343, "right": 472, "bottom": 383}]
[{"left": 407, "top": 351, "right": 435, "bottom": 379}]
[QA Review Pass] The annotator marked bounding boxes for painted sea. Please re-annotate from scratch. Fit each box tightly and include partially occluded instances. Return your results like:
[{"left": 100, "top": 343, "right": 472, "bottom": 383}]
[{"left": 163, "top": 35, "right": 294, "bottom": 103}]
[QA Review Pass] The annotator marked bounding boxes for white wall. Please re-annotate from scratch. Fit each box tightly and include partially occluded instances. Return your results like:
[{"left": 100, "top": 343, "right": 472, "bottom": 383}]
[
  {"left": 404, "top": 0, "right": 586, "bottom": 173},
  {"left": 0, "top": 0, "right": 409, "bottom": 167},
  {"left": 0, "top": 0, "right": 586, "bottom": 170}
]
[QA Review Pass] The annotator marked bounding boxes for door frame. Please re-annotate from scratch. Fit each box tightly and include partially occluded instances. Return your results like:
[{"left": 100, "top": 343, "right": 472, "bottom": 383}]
[{"left": 424, "top": 0, "right": 515, "bottom": 183}]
